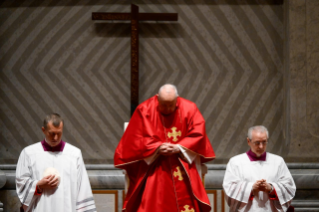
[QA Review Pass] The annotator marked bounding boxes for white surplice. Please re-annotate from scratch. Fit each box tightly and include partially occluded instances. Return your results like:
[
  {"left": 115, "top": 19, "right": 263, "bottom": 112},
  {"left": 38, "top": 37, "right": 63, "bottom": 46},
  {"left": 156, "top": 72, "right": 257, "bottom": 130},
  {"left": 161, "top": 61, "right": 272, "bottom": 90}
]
[
  {"left": 16, "top": 142, "right": 96, "bottom": 212},
  {"left": 223, "top": 152, "right": 296, "bottom": 212}
]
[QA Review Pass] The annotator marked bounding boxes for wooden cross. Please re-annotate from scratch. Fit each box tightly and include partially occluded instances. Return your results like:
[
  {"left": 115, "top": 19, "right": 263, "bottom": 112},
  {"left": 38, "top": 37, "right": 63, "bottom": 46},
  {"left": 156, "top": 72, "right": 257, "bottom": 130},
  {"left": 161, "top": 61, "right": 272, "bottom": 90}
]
[
  {"left": 168, "top": 127, "right": 182, "bottom": 142},
  {"left": 92, "top": 4, "right": 178, "bottom": 116}
]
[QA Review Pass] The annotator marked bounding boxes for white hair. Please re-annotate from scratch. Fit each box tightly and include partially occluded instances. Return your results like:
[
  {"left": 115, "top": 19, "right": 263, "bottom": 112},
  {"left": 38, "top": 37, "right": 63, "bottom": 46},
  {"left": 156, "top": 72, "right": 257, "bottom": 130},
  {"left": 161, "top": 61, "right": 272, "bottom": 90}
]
[
  {"left": 247, "top": 125, "right": 269, "bottom": 140},
  {"left": 158, "top": 84, "right": 179, "bottom": 97}
]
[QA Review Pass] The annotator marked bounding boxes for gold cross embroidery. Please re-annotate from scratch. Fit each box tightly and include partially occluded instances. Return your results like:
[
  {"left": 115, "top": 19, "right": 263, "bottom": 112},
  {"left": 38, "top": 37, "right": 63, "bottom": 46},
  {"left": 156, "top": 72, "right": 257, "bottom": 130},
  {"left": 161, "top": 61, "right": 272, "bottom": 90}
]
[
  {"left": 181, "top": 205, "right": 195, "bottom": 212},
  {"left": 167, "top": 127, "right": 181, "bottom": 142},
  {"left": 173, "top": 166, "right": 183, "bottom": 181}
]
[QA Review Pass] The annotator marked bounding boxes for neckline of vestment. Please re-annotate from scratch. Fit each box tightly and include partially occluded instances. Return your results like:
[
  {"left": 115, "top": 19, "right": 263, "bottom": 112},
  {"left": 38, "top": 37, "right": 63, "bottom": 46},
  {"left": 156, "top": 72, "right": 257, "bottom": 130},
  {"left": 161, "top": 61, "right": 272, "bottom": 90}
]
[
  {"left": 41, "top": 139, "right": 66, "bottom": 152},
  {"left": 246, "top": 149, "right": 267, "bottom": 161}
]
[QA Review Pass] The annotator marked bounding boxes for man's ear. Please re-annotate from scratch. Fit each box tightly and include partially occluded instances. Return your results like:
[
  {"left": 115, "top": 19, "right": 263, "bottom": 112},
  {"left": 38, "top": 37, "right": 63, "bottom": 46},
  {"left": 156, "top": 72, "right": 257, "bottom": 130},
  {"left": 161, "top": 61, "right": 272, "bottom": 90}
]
[
  {"left": 247, "top": 137, "right": 250, "bottom": 144},
  {"left": 42, "top": 127, "right": 46, "bottom": 134}
]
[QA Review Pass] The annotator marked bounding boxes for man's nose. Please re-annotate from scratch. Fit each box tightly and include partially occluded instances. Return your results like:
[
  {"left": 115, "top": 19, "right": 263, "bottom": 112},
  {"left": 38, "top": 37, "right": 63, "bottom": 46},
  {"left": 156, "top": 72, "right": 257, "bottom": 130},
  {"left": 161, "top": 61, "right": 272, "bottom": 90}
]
[{"left": 54, "top": 134, "right": 58, "bottom": 140}]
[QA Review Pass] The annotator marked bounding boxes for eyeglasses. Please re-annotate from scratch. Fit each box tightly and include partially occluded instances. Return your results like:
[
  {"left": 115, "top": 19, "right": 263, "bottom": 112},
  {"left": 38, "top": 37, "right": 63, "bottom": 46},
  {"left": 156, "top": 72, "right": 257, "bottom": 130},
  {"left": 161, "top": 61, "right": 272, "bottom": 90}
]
[{"left": 251, "top": 141, "right": 268, "bottom": 146}]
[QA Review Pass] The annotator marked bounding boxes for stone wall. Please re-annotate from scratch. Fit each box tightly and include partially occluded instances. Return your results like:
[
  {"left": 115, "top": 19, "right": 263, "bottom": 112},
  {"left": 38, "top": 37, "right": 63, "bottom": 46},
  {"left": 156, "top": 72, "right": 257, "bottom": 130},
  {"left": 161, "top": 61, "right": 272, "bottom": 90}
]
[
  {"left": 284, "top": 0, "right": 319, "bottom": 162},
  {"left": 0, "top": 0, "right": 287, "bottom": 164}
]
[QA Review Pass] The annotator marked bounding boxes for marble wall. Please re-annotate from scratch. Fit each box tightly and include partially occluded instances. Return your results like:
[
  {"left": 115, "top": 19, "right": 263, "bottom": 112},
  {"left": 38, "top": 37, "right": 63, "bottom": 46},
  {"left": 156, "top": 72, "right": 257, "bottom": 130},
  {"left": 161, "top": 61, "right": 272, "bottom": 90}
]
[
  {"left": 0, "top": 0, "right": 287, "bottom": 164},
  {"left": 284, "top": 0, "right": 319, "bottom": 162}
]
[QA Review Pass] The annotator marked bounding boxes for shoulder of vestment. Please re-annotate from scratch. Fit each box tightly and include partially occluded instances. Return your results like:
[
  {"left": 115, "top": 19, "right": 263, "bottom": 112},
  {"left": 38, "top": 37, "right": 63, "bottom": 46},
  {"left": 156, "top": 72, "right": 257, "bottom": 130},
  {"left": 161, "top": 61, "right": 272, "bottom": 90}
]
[
  {"left": 63, "top": 142, "right": 82, "bottom": 155},
  {"left": 266, "top": 152, "right": 284, "bottom": 162},
  {"left": 23, "top": 142, "right": 43, "bottom": 154},
  {"left": 228, "top": 153, "right": 248, "bottom": 164},
  {"left": 177, "top": 97, "right": 197, "bottom": 108},
  {"left": 135, "top": 95, "right": 157, "bottom": 112}
]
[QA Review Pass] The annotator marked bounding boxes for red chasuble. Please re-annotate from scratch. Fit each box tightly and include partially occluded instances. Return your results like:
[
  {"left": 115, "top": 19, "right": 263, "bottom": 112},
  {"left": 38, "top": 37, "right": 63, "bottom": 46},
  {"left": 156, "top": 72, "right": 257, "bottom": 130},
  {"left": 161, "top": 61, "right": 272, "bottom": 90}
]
[{"left": 114, "top": 96, "right": 215, "bottom": 212}]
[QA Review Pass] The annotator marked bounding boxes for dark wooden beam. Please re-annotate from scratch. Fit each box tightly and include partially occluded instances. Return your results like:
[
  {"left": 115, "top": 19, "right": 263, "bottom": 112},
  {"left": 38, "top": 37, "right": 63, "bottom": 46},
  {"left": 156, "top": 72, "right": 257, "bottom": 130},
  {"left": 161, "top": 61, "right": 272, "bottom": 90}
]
[
  {"left": 130, "top": 4, "right": 139, "bottom": 116},
  {"left": 92, "top": 4, "right": 178, "bottom": 116},
  {"left": 92, "top": 13, "right": 178, "bottom": 21}
]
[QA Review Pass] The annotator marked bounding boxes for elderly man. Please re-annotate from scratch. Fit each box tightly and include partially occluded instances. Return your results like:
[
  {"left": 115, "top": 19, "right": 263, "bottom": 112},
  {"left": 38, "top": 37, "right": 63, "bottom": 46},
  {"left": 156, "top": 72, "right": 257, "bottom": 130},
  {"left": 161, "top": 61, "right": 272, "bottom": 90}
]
[
  {"left": 114, "top": 84, "right": 215, "bottom": 212},
  {"left": 223, "top": 125, "right": 296, "bottom": 212},
  {"left": 16, "top": 113, "right": 96, "bottom": 212}
]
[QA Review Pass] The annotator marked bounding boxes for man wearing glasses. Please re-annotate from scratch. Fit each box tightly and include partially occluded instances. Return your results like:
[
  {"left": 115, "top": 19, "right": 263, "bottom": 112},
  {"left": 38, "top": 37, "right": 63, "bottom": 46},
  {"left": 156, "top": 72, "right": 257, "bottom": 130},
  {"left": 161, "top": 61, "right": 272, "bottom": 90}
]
[{"left": 223, "top": 125, "right": 296, "bottom": 212}]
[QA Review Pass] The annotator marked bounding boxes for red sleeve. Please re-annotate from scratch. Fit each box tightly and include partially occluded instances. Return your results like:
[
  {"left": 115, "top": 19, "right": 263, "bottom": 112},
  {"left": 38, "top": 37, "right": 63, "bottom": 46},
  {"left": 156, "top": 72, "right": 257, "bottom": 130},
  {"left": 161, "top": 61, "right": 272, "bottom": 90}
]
[
  {"left": 269, "top": 187, "right": 279, "bottom": 200},
  {"left": 34, "top": 185, "right": 43, "bottom": 196},
  {"left": 249, "top": 191, "right": 254, "bottom": 200},
  {"left": 114, "top": 104, "right": 162, "bottom": 166},
  {"left": 177, "top": 104, "right": 215, "bottom": 162}
]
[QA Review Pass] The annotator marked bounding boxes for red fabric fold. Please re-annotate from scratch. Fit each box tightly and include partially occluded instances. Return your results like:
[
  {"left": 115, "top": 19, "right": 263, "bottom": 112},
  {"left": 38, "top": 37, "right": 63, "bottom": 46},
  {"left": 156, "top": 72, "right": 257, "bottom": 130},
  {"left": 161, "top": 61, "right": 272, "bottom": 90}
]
[
  {"left": 269, "top": 187, "right": 279, "bottom": 200},
  {"left": 249, "top": 191, "right": 254, "bottom": 200},
  {"left": 34, "top": 185, "right": 43, "bottom": 196},
  {"left": 249, "top": 187, "right": 279, "bottom": 201},
  {"left": 114, "top": 96, "right": 215, "bottom": 212}
]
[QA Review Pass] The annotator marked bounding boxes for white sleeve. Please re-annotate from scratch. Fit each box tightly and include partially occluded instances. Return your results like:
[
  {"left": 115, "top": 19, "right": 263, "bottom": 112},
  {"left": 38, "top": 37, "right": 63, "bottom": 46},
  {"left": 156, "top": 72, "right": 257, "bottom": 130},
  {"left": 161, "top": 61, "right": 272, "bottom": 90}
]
[
  {"left": 76, "top": 151, "right": 97, "bottom": 212},
  {"left": 144, "top": 148, "right": 160, "bottom": 165},
  {"left": 144, "top": 146, "right": 203, "bottom": 178},
  {"left": 177, "top": 145, "right": 197, "bottom": 164},
  {"left": 144, "top": 145, "right": 197, "bottom": 165},
  {"left": 270, "top": 159, "right": 296, "bottom": 210},
  {"left": 178, "top": 145, "right": 203, "bottom": 177},
  {"left": 144, "top": 144, "right": 197, "bottom": 165},
  {"left": 15, "top": 149, "right": 38, "bottom": 207},
  {"left": 223, "top": 159, "right": 253, "bottom": 207}
]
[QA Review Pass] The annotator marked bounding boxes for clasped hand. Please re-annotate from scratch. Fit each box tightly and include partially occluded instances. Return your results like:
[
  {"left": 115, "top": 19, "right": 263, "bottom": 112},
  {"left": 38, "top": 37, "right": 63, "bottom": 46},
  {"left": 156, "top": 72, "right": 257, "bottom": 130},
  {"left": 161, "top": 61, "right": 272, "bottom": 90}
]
[
  {"left": 37, "top": 175, "right": 59, "bottom": 190},
  {"left": 252, "top": 179, "right": 272, "bottom": 193},
  {"left": 158, "top": 143, "right": 180, "bottom": 156}
]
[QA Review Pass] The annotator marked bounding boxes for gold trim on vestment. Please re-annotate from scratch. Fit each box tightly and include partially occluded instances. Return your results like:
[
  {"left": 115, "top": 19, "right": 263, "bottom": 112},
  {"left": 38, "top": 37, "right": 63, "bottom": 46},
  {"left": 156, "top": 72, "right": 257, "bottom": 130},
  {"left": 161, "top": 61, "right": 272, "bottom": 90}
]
[
  {"left": 119, "top": 155, "right": 213, "bottom": 211},
  {"left": 168, "top": 127, "right": 182, "bottom": 142},
  {"left": 120, "top": 160, "right": 150, "bottom": 212},
  {"left": 115, "top": 158, "right": 142, "bottom": 167},
  {"left": 173, "top": 166, "right": 184, "bottom": 181},
  {"left": 181, "top": 205, "right": 195, "bottom": 212},
  {"left": 178, "top": 158, "right": 211, "bottom": 208},
  {"left": 115, "top": 151, "right": 160, "bottom": 167}
]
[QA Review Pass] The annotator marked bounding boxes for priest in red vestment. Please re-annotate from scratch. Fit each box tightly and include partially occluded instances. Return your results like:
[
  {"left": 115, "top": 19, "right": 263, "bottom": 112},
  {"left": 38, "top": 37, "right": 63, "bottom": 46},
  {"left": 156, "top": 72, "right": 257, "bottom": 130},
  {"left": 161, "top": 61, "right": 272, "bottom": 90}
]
[{"left": 114, "top": 84, "right": 215, "bottom": 212}]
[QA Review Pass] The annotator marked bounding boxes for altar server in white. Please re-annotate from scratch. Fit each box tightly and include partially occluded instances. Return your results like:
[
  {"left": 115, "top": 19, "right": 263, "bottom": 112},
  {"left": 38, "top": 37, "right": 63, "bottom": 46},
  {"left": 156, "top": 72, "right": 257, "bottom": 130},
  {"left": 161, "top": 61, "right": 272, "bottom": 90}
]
[
  {"left": 223, "top": 125, "right": 296, "bottom": 212},
  {"left": 16, "top": 113, "right": 96, "bottom": 212}
]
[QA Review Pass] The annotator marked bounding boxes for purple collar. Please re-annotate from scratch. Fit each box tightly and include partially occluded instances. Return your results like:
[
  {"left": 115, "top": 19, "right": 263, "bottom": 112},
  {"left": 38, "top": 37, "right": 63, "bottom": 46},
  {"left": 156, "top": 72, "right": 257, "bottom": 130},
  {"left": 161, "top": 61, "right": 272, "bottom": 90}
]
[
  {"left": 246, "top": 149, "right": 266, "bottom": 161},
  {"left": 41, "top": 139, "right": 66, "bottom": 152}
]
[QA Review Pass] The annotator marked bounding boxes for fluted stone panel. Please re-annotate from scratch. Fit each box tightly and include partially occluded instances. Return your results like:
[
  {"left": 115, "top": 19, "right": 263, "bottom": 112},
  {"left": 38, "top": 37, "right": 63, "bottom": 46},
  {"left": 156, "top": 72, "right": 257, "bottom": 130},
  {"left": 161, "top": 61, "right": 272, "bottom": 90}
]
[{"left": 287, "top": 0, "right": 319, "bottom": 162}]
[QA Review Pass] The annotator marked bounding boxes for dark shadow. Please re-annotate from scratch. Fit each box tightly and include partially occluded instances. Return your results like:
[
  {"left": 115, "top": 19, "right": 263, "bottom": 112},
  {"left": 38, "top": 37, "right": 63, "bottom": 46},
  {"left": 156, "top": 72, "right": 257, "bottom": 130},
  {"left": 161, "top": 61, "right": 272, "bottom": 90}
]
[
  {"left": 140, "top": 23, "right": 182, "bottom": 38},
  {"left": 94, "top": 23, "right": 131, "bottom": 38},
  {"left": 93, "top": 23, "right": 182, "bottom": 38}
]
